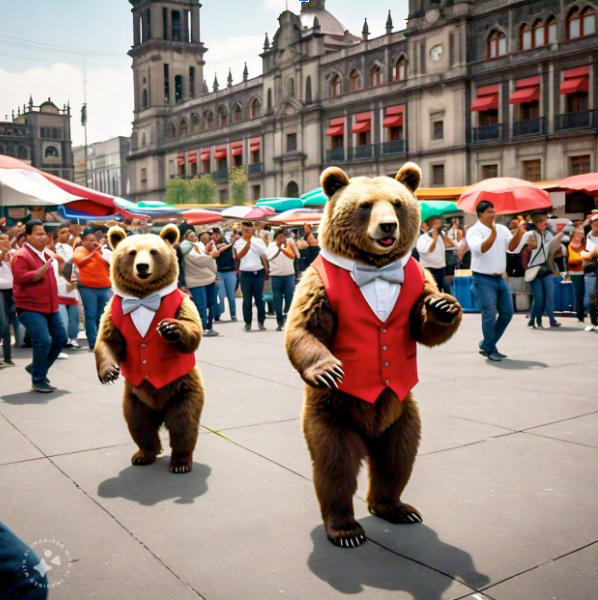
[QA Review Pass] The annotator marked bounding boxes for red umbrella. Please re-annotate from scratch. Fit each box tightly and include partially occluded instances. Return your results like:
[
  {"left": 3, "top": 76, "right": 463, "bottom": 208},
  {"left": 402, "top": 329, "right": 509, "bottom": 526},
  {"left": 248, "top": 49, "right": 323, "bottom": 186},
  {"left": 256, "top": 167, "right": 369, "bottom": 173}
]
[
  {"left": 457, "top": 177, "right": 552, "bottom": 215},
  {"left": 221, "top": 206, "right": 275, "bottom": 221},
  {"left": 181, "top": 208, "right": 223, "bottom": 226},
  {"left": 554, "top": 172, "right": 598, "bottom": 196}
]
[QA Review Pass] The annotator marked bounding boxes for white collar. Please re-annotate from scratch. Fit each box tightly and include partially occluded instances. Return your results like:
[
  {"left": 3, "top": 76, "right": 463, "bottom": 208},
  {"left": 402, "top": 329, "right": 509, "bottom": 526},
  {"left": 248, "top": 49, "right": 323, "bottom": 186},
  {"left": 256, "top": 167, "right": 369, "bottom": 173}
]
[
  {"left": 113, "top": 280, "right": 178, "bottom": 301},
  {"left": 319, "top": 247, "right": 411, "bottom": 272},
  {"left": 25, "top": 242, "right": 48, "bottom": 262}
]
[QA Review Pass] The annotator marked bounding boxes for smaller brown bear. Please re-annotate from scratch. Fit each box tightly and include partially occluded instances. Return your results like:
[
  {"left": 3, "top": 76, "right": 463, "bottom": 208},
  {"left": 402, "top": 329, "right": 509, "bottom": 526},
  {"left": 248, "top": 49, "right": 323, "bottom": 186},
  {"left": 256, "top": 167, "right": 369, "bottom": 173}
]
[{"left": 95, "top": 224, "right": 205, "bottom": 474}]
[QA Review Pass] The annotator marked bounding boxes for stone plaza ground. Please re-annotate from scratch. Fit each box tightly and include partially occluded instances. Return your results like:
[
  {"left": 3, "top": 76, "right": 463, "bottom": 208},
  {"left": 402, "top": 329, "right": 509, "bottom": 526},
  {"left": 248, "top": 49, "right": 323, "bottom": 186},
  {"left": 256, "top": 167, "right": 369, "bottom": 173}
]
[{"left": 0, "top": 308, "right": 597, "bottom": 600}]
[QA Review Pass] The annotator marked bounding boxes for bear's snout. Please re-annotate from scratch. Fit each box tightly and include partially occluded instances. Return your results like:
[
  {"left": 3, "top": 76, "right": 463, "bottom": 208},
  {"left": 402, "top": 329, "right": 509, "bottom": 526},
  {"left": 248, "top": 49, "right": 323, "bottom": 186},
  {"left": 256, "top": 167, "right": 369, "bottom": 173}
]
[
  {"left": 378, "top": 221, "right": 398, "bottom": 235},
  {"left": 135, "top": 262, "right": 151, "bottom": 279}
]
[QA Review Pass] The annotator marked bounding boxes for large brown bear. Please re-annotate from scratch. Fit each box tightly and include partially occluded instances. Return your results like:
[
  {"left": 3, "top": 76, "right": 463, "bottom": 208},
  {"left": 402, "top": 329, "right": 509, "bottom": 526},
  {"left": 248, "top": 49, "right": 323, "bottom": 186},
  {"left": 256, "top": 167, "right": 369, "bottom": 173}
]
[
  {"left": 285, "top": 163, "right": 462, "bottom": 548},
  {"left": 94, "top": 224, "right": 205, "bottom": 474}
]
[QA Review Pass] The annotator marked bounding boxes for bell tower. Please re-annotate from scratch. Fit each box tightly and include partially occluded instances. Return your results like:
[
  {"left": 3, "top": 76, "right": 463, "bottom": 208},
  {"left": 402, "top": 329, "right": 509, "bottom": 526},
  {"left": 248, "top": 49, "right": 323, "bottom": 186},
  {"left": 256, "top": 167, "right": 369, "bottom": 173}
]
[{"left": 128, "top": 0, "right": 207, "bottom": 113}]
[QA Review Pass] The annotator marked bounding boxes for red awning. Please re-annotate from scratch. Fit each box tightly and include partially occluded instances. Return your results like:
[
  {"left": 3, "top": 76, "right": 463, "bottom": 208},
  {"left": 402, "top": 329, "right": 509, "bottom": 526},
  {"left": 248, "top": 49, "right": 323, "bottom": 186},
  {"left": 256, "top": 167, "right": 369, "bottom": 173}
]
[
  {"left": 200, "top": 150, "right": 211, "bottom": 161},
  {"left": 509, "top": 86, "right": 540, "bottom": 105},
  {"left": 351, "top": 120, "right": 371, "bottom": 134},
  {"left": 386, "top": 105, "right": 405, "bottom": 116},
  {"left": 232, "top": 147, "right": 243, "bottom": 157},
  {"left": 177, "top": 152, "right": 185, "bottom": 159},
  {"left": 560, "top": 77, "right": 589, "bottom": 95},
  {"left": 326, "top": 125, "right": 344, "bottom": 137},
  {"left": 177, "top": 159, "right": 185, "bottom": 166},
  {"left": 383, "top": 115, "right": 403, "bottom": 128},
  {"left": 564, "top": 66, "right": 590, "bottom": 79},
  {"left": 249, "top": 137, "right": 261, "bottom": 151},
  {"left": 188, "top": 151, "right": 198, "bottom": 164},
  {"left": 214, "top": 150, "right": 227, "bottom": 160},
  {"left": 471, "top": 94, "right": 499, "bottom": 112}
]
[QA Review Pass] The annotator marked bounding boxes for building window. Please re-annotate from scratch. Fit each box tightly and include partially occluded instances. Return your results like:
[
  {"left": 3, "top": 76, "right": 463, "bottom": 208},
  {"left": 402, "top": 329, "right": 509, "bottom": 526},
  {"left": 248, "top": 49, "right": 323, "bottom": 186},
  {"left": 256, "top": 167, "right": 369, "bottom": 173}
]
[
  {"left": 202, "top": 159, "right": 210, "bottom": 174},
  {"left": 547, "top": 17, "right": 557, "bottom": 44},
  {"left": 520, "top": 24, "right": 532, "bottom": 50},
  {"left": 169, "top": 123, "right": 176, "bottom": 138},
  {"left": 51, "top": 128, "right": 60, "bottom": 140},
  {"left": 570, "top": 155, "right": 591, "bottom": 175},
  {"left": 350, "top": 69, "right": 361, "bottom": 91},
  {"left": 142, "top": 89, "right": 149, "bottom": 109},
  {"left": 232, "top": 103, "right": 242, "bottom": 123},
  {"left": 330, "top": 74, "right": 342, "bottom": 97},
  {"left": 204, "top": 110, "right": 214, "bottom": 129},
  {"left": 6, "top": 145, "right": 16, "bottom": 157},
  {"left": 286, "top": 133, "right": 297, "bottom": 153},
  {"left": 568, "top": 7, "right": 596, "bottom": 40},
  {"left": 286, "top": 181, "right": 299, "bottom": 198},
  {"left": 219, "top": 188, "right": 229, "bottom": 203},
  {"left": 287, "top": 77, "right": 295, "bottom": 98},
  {"left": 141, "top": 168, "right": 147, "bottom": 191},
  {"left": 252, "top": 185, "right": 261, "bottom": 202},
  {"left": 250, "top": 98, "right": 261, "bottom": 118},
  {"left": 45, "top": 146, "right": 59, "bottom": 158},
  {"left": 162, "top": 7, "right": 168, "bottom": 39},
  {"left": 533, "top": 19, "right": 545, "bottom": 48},
  {"left": 370, "top": 65, "right": 382, "bottom": 87},
  {"left": 394, "top": 57, "right": 407, "bottom": 82},
  {"left": 487, "top": 30, "right": 507, "bottom": 59},
  {"left": 522, "top": 159, "right": 542, "bottom": 181},
  {"left": 567, "top": 91, "right": 589, "bottom": 114},
  {"left": 191, "top": 113, "right": 200, "bottom": 132},
  {"left": 164, "top": 64, "right": 170, "bottom": 104},
  {"left": 482, "top": 164, "right": 498, "bottom": 179},
  {"left": 520, "top": 100, "right": 540, "bottom": 121},
  {"left": 17, "top": 145, "right": 28, "bottom": 159},
  {"left": 172, "top": 10, "right": 182, "bottom": 41},
  {"left": 479, "top": 108, "right": 499, "bottom": 127},
  {"left": 174, "top": 75, "right": 183, "bottom": 103},
  {"left": 432, "top": 164, "right": 445, "bottom": 186},
  {"left": 180, "top": 119, "right": 188, "bottom": 136},
  {"left": 388, "top": 126, "right": 403, "bottom": 142},
  {"left": 141, "top": 132, "right": 147, "bottom": 146},
  {"left": 189, "top": 67, "right": 195, "bottom": 97},
  {"left": 217, "top": 106, "right": 227, "bottom": 126},
  {"left": 432, "top": 120, "right": 444, "bottom": 140},
  {"left": 305, "top": 76, "right": 313, "bottom": 103},
  {"left": 267, "top": 88, "right": 273, "bottom": 111},
  {"left": 234, "top": 154, "right": 242, "bottom": 168}
]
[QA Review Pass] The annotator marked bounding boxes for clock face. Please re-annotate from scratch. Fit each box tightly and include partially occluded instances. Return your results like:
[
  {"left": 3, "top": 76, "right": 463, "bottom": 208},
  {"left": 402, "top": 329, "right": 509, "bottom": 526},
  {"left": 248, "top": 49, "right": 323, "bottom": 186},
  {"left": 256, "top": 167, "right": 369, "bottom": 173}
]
[
  {"left": 425, "top": 8, "right": 440, "bottom": 24},
  {"left": 430, "top": 44, "right": 444, "bottom": 62}
]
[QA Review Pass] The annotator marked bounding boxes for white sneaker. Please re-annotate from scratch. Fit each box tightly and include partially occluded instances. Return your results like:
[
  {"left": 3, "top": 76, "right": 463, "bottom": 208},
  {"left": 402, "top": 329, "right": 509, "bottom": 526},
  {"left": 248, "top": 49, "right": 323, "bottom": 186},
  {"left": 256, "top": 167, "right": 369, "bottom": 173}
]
[
  {"left": 70, "top": 339, "right": 80, "bottom": 349},
  {"left": 594, "top": 326, "right": 598, "bottom": 333},
  {"left": 585, "top": 325, "right": 595, "bottom": 332},
  {"left": 57, "top": 352, "right": 69, "bottom": 360}
]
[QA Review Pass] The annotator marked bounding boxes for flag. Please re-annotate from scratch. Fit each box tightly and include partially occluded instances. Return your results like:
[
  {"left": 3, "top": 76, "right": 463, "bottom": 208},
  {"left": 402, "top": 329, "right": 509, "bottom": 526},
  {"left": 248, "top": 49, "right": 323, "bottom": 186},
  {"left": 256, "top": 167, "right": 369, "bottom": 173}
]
[{"left": 81, "top": 104, "right": 87, "bottom": 127}]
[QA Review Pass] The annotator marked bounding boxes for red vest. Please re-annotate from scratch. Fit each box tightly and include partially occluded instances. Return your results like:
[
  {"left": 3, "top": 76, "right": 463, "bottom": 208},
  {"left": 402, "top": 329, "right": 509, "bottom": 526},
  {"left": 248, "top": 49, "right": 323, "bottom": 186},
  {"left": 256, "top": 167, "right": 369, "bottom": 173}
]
[
  {"left": 111, "top": 289, "right": 196, "bottom": 389},
  {"left": 314, "top": 255, "right": 425, "bottom": 404}
]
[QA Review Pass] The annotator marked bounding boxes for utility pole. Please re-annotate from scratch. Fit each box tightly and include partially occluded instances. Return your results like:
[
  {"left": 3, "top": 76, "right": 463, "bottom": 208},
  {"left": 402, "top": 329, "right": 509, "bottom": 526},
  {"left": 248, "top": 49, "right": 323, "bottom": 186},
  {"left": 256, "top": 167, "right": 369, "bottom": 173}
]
[{"left": 82, "top": 56, "right": 89, "bottom": 188}]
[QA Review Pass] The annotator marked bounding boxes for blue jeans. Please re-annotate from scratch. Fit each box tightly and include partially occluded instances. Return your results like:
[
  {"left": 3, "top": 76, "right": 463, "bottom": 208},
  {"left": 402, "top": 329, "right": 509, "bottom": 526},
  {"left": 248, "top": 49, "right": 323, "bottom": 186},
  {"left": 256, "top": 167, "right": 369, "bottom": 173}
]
[
  {"left": 59, "top": 304, "right": 80, "bottom": 341},
  {"left": 190, "top": 283, "right": 217, "bottom": 330},
  {"left": 239, "top": 270, "right": 266, "bottom": 326},
  {"left": 17, "top": 311, "right": 67, "bottom": 383},
  {"left": 472, "top": 274, "right": 514, "bottom": 355},
  {"left": 216, "top": 270, "right": 237, "bottom": 319},
  {"left": 585, "top": 273, "right": 598, "bottom": 326},
  {"left": 78, "top": 286, "right": 112, "bottom": 349},
  {"left": 528, "top": 274, "right": 557, "bottom": 326},
  {"left": 271, "top": 275, "right": 295, "bottom": 327},
  {"left": 570, "top": 275, "right": 585, "bottom": 321},
  {"left": 0, "top": 289, "right": 23, "bottom": 361},
  {"left": 0, "top": 520, "right": 48, "bottom": 599}
]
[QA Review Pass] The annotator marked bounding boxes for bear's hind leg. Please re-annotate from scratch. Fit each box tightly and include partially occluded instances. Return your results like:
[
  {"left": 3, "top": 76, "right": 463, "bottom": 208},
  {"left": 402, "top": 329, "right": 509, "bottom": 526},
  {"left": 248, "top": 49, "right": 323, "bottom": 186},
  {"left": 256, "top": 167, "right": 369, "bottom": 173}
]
[
  {"left": 163, "top": 376, "right": 204, "bottom": 474},
  {"left": 304, "top": 403, "right": 367, "bottom": 548},
  {"left": 366, "top": 394, "right": 422, "bottom": 524},
  {"left": 124, "top": 389, "right": 163, "bottom": 466}
]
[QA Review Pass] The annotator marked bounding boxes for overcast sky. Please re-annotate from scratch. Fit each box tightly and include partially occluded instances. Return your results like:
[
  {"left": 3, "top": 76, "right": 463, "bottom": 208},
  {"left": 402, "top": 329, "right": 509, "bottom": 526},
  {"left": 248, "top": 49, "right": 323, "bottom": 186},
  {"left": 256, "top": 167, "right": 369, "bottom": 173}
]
[{"left": 0, "top": 0, "right": 409, "bottom": 147}]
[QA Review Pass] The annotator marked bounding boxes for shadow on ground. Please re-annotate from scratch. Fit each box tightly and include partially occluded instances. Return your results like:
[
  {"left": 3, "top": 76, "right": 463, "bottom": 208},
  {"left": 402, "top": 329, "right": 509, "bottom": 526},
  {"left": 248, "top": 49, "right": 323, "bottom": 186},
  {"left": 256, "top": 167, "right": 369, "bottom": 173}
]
[
  {"left": 97, "top": 456, "right": 211, "bottom": 506},
  {"left": 308, "top": 523, "right": 490, "bottom": 599},
  {"left": 486, "top": 359, "right": 548, "bottom": 370},
  {"left": 1, "top": 390, "right": 69, "bottom": 405}
]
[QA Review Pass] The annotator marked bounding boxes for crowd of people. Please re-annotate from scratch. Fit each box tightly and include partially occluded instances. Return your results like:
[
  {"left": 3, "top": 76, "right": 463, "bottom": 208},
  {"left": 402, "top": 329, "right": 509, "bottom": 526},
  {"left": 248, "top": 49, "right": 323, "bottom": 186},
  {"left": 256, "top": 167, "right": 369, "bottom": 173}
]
[{"left": 0, "top": 211, "right": 321, "bottom": 392}]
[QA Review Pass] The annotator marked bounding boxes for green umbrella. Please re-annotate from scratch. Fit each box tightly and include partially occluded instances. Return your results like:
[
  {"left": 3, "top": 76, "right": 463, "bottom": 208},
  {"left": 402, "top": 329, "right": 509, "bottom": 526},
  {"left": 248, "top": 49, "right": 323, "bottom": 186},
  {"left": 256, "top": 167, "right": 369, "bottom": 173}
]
[
  {"left": 302, "top": 193, "right": 328, "bottom": 207},
  {"left": 300, "top": 187, "right": 323, "bottom": 200},
  {"left": 419, "top": 200, "right": 462, "bottom": 223},
  {"left": 255, "top": 198, "right": 304, "bottom": 212}
]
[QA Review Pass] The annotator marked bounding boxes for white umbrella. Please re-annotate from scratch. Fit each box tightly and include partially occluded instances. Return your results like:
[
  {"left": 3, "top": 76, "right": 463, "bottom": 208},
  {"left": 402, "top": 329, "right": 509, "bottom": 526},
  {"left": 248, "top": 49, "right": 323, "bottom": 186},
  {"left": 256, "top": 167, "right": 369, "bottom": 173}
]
[{"left": 0, "top": 168, "right": 83, "bottom": 207}]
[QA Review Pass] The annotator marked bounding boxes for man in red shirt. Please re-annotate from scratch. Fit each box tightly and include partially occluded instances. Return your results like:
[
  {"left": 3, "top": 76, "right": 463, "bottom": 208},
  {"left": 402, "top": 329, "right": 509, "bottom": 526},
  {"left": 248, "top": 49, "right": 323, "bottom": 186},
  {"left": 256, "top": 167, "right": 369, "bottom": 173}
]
[{"left": 12, "top": 220, "right": 67, "bottom": 393}]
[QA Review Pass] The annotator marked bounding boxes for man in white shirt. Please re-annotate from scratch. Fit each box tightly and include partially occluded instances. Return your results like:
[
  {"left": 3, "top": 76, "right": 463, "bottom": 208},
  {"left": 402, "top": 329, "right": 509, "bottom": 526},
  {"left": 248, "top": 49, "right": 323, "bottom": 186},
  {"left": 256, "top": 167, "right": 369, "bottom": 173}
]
[
  {"left": 266, "top": 229, "right": 297, "bottom": 331},
  {"left": 415, "top": 216, "right": 454, "bottom": 292},
  {"left": 581, "top": 216, "right": 598, "bottom": 331},
  {"left": 465, "top": 201, "right": 528, "bottom": 361},
  {"left": 234, "top": 222, "right": 269, "bottom": 331}
]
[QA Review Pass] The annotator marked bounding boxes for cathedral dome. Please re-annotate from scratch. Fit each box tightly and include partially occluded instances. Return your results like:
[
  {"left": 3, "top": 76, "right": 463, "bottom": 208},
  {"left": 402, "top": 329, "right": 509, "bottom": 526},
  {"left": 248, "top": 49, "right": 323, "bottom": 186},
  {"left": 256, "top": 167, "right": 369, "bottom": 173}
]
[{"left": 299, "top": 0, "right": 349, "bottom": 38}]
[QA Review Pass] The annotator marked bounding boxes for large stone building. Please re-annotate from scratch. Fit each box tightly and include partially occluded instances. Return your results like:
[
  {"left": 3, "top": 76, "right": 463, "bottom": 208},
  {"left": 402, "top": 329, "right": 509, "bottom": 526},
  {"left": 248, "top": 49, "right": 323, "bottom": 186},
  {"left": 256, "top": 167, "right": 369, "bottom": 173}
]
[
  {"left": 127, "top": 0, "right": 598, "bottom": 209},
  {"left": 0, "top": 97, "right": 74, "bottom": 180},
  {"left": 73, "top": 136, "right": 132, "bottom": 197}
]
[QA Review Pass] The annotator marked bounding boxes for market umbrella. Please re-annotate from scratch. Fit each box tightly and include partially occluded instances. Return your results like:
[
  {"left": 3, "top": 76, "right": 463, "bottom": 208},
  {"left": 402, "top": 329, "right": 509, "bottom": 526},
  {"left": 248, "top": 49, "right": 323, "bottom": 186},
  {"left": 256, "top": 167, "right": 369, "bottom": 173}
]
[
  {"left": 255, "top": 198, "right": 304, "bottom": 212},
  {"left": 268, "top": 209, "right": 323, "bottom": 225},
  {"left": 220, "top": 206, "right": 275, "bottom": 221},
  {"left": 553, "top": 172, "right": 598, "bottom": 196},
  {"left": 181, "top": 208, "right": 223, "bottom": 226},
  {"left": 302, "top": 193, "right": 329, "bottom": 208},
  {"left": 300, "top": 187, "right": 323, "bottom": 200},
  {"left": 419, "top": 200, "right": 462, "bottom": 222},
  {"left": 457, "top": 177, "right": 552, "bottom": 215}
]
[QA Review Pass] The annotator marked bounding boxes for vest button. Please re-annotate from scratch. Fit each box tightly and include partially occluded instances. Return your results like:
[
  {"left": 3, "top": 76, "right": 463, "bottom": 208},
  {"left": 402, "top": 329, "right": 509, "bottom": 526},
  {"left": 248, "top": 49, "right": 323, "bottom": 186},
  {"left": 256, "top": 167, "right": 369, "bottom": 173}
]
[
  {"left": 380, "top": 328, "right": 386, "bottom": 333},
  {"left": 142, "top": 360, "right": 148, "bottom": 365},
  {"left": 383, "top": 346, "right": 388, "bottom": 351},
  {"left": 144, "top": 374, "right": 149, "bottom": 379},
  {"left": 141, "top": 343, "right": 147, "bottom": 348},
  {"left": 385, "top": 378, "right": 390, "bottom": 385},
  {"left": 384, "top": 361, "right": 389, "bottom": 367}
]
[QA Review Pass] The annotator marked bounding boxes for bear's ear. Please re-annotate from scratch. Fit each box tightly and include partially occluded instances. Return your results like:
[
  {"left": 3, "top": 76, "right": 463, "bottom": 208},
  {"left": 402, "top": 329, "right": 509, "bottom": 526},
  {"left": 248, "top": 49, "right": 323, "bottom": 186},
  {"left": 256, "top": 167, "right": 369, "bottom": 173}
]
[
  {"left": 160, "top": 224, "right": 180, "bottom": 247},
  {"left": 107, "top": 226, "right": 127, "bottom": 251},
  {"left": 396, "top": 162, "right": 422, "bottom": 195},
  {"left": 321, "top": 167, "right": 350, "bottom": 199}
]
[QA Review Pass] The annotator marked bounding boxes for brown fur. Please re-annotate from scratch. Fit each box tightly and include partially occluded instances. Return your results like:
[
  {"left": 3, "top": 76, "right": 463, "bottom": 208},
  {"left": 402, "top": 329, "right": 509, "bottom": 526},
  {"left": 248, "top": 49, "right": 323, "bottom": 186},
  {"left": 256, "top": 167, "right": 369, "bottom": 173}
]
[
  {"left": 285, "top": 163, "right": 462, "bottom": 547},
  {"left": 95, "top": 225, "right": 205, "bottom": 474}
]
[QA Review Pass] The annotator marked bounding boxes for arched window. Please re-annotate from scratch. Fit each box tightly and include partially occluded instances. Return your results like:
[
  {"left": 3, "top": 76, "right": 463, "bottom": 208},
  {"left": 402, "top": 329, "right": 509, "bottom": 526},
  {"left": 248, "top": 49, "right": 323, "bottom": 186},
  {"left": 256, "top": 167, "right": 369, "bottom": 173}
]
[
  {"left": 232, "top": 103, "right": 242, "bottom": 122},
  {"left": 287, "top": 77, "right": 295, "bottom": 97},
  {"left": 267, "top": 88, "right": 273, "bottom": 111},
  {"left": 394, "top": 57, "right": 407, "bottom": 82},
  {"left": 45, "top": 146, "right": 59, "bottom": 158},
  {"left": 169, "top": 122, "right": 177, "bottom": 138},
  {"left": 532, "top": 19, "right": 545, "bottom": 48},
  {"left": 217, "top": 105, "right": 227, "bottom": 126},
  {"left": 141, "top": 132, "right": 147, "bottom": 147},
  {"left": 180, "top": 118, "right": 188, "bottom": 136},
  {"left": 142, "top": 89, "right": 149, "bottom": 109},
  {"left": 51, "top": 128, "right": 59, "bottom": 139},
  {"left": 40, "top": 127, "right": 47, "bottom": 139},
  {"left": 174, "top": 74, "right": 183, "bottom": 102},
  {"left": 546, "top": 16, "right": 558, "bottom": 44},
  {"left": 191, "top": 113, "right": 201, "bottom": 132},
  {"left": 0, "top": 145, "right": 4, "bottom": 154},
  {"left": 6, "top": 146, "right": 16, "bottom": 157},
  {"left": 17, "top": 145, "right": 28, "bottom": 159},
  {"left": 568, "top": 7, "right": 596, "bottom": 39},
  {"left": 487, "top": 30, "right": 507, "bottom": 59},
  {"left": 286, "top": 181, "right": 299, "bottom": 198},
  {"left": 520, "top": 24, "right": 532, "bottom": 50},
  {"left": 203, "top": 110, "right": 214, "bottom": 129},
  {"left": 305, "top": 76, "right": 313, "bottom": 103},
  {"left": 250, "top": 98, "right": 261, "bottom": 118},
  {"left": 370, "top": 65, "right": 382, "bottom": 87},
  {"left": 330, "top": 74, "right": 342, "bottom": 97},
  {"left": 350, "top": 69, "right": 361, "bottom": 91}
]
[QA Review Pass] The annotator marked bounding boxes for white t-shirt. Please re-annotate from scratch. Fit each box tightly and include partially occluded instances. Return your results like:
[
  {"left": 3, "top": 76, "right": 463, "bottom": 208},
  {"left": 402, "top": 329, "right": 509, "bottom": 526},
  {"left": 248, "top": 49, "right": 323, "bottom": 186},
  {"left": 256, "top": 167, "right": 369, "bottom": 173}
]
[
  {"left": 266, "top": 242, "right": 296, "bottom": 276},
  {"left": 586, "top": 238, "right": 597, "bottom": 255},
  {"left": 466, "top": 221, "right": 514, "bottom": 275},
  {"left": 587, "top": 232, "right": 598, "bottom": 248},
  {"left": 520, "top": 230, "right": 555, "bottom": 268},
  {"left": 416, "top": 232, "right": 446, "bottom": 269},
  {"left": 234, "top": 237, "right": 267, "bottom": 272},
  {"left": 0, "top": 261, "right": 13, "bottom": 290}
]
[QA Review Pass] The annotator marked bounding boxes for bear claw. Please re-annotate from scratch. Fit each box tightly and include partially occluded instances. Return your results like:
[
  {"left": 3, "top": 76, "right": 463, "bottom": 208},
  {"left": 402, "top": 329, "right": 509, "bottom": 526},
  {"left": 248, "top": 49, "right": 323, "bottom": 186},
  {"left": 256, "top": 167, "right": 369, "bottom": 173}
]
[{"left": 368, "top": 503, "right": 423, "bottom": 525}]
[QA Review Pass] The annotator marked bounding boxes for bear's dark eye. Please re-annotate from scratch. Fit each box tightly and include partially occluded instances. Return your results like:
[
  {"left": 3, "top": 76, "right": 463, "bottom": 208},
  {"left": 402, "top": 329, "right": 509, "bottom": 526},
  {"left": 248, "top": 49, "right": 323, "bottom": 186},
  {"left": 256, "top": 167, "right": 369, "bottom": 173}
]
[
  {"left": 129, "top": 249, "right": 137, "bottom": 256},
  {"left": 360, "top": 203, "right": 373, "bottom": 212},
  {"left": 150, "top": 249, "right": 157, "bottom": 256}
]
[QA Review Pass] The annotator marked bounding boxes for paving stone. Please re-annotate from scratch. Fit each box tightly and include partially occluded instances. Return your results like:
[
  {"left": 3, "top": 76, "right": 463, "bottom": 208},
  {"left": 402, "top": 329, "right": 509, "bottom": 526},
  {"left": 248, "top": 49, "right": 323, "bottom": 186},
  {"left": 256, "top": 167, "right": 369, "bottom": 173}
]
[
  {"left": 0, "top": 413, "right": 44, "bottom": 465},
  {"left": 524, "top": 412, "right": 598, "bottom": 449}
]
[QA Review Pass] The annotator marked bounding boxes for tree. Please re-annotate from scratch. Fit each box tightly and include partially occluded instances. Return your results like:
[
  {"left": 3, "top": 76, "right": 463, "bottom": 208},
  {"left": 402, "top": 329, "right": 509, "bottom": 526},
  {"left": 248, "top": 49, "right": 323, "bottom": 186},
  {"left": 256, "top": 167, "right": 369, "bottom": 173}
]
[
  {"left": 188, "top": 175, "right": 216, "bottom": 204},
  {"left": 165, "top": 178, "right": 190, "bottom": 205},
  {"left": 230, "top": 166, "right": 248, "bottom": 205}
]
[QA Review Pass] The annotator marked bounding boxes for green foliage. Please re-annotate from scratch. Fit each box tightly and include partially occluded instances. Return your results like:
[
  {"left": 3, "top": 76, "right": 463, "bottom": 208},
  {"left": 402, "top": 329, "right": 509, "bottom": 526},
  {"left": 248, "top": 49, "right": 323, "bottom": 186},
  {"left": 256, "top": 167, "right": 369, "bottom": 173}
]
[
  {"left": 189, "top": 175, "right": 217, "bottom": 205},
  {"left": 230, "top": 166, "right": 248, "bottom": 206},
  {"left": 165, "top": 178, "right": 190, "bottom": 205}
]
